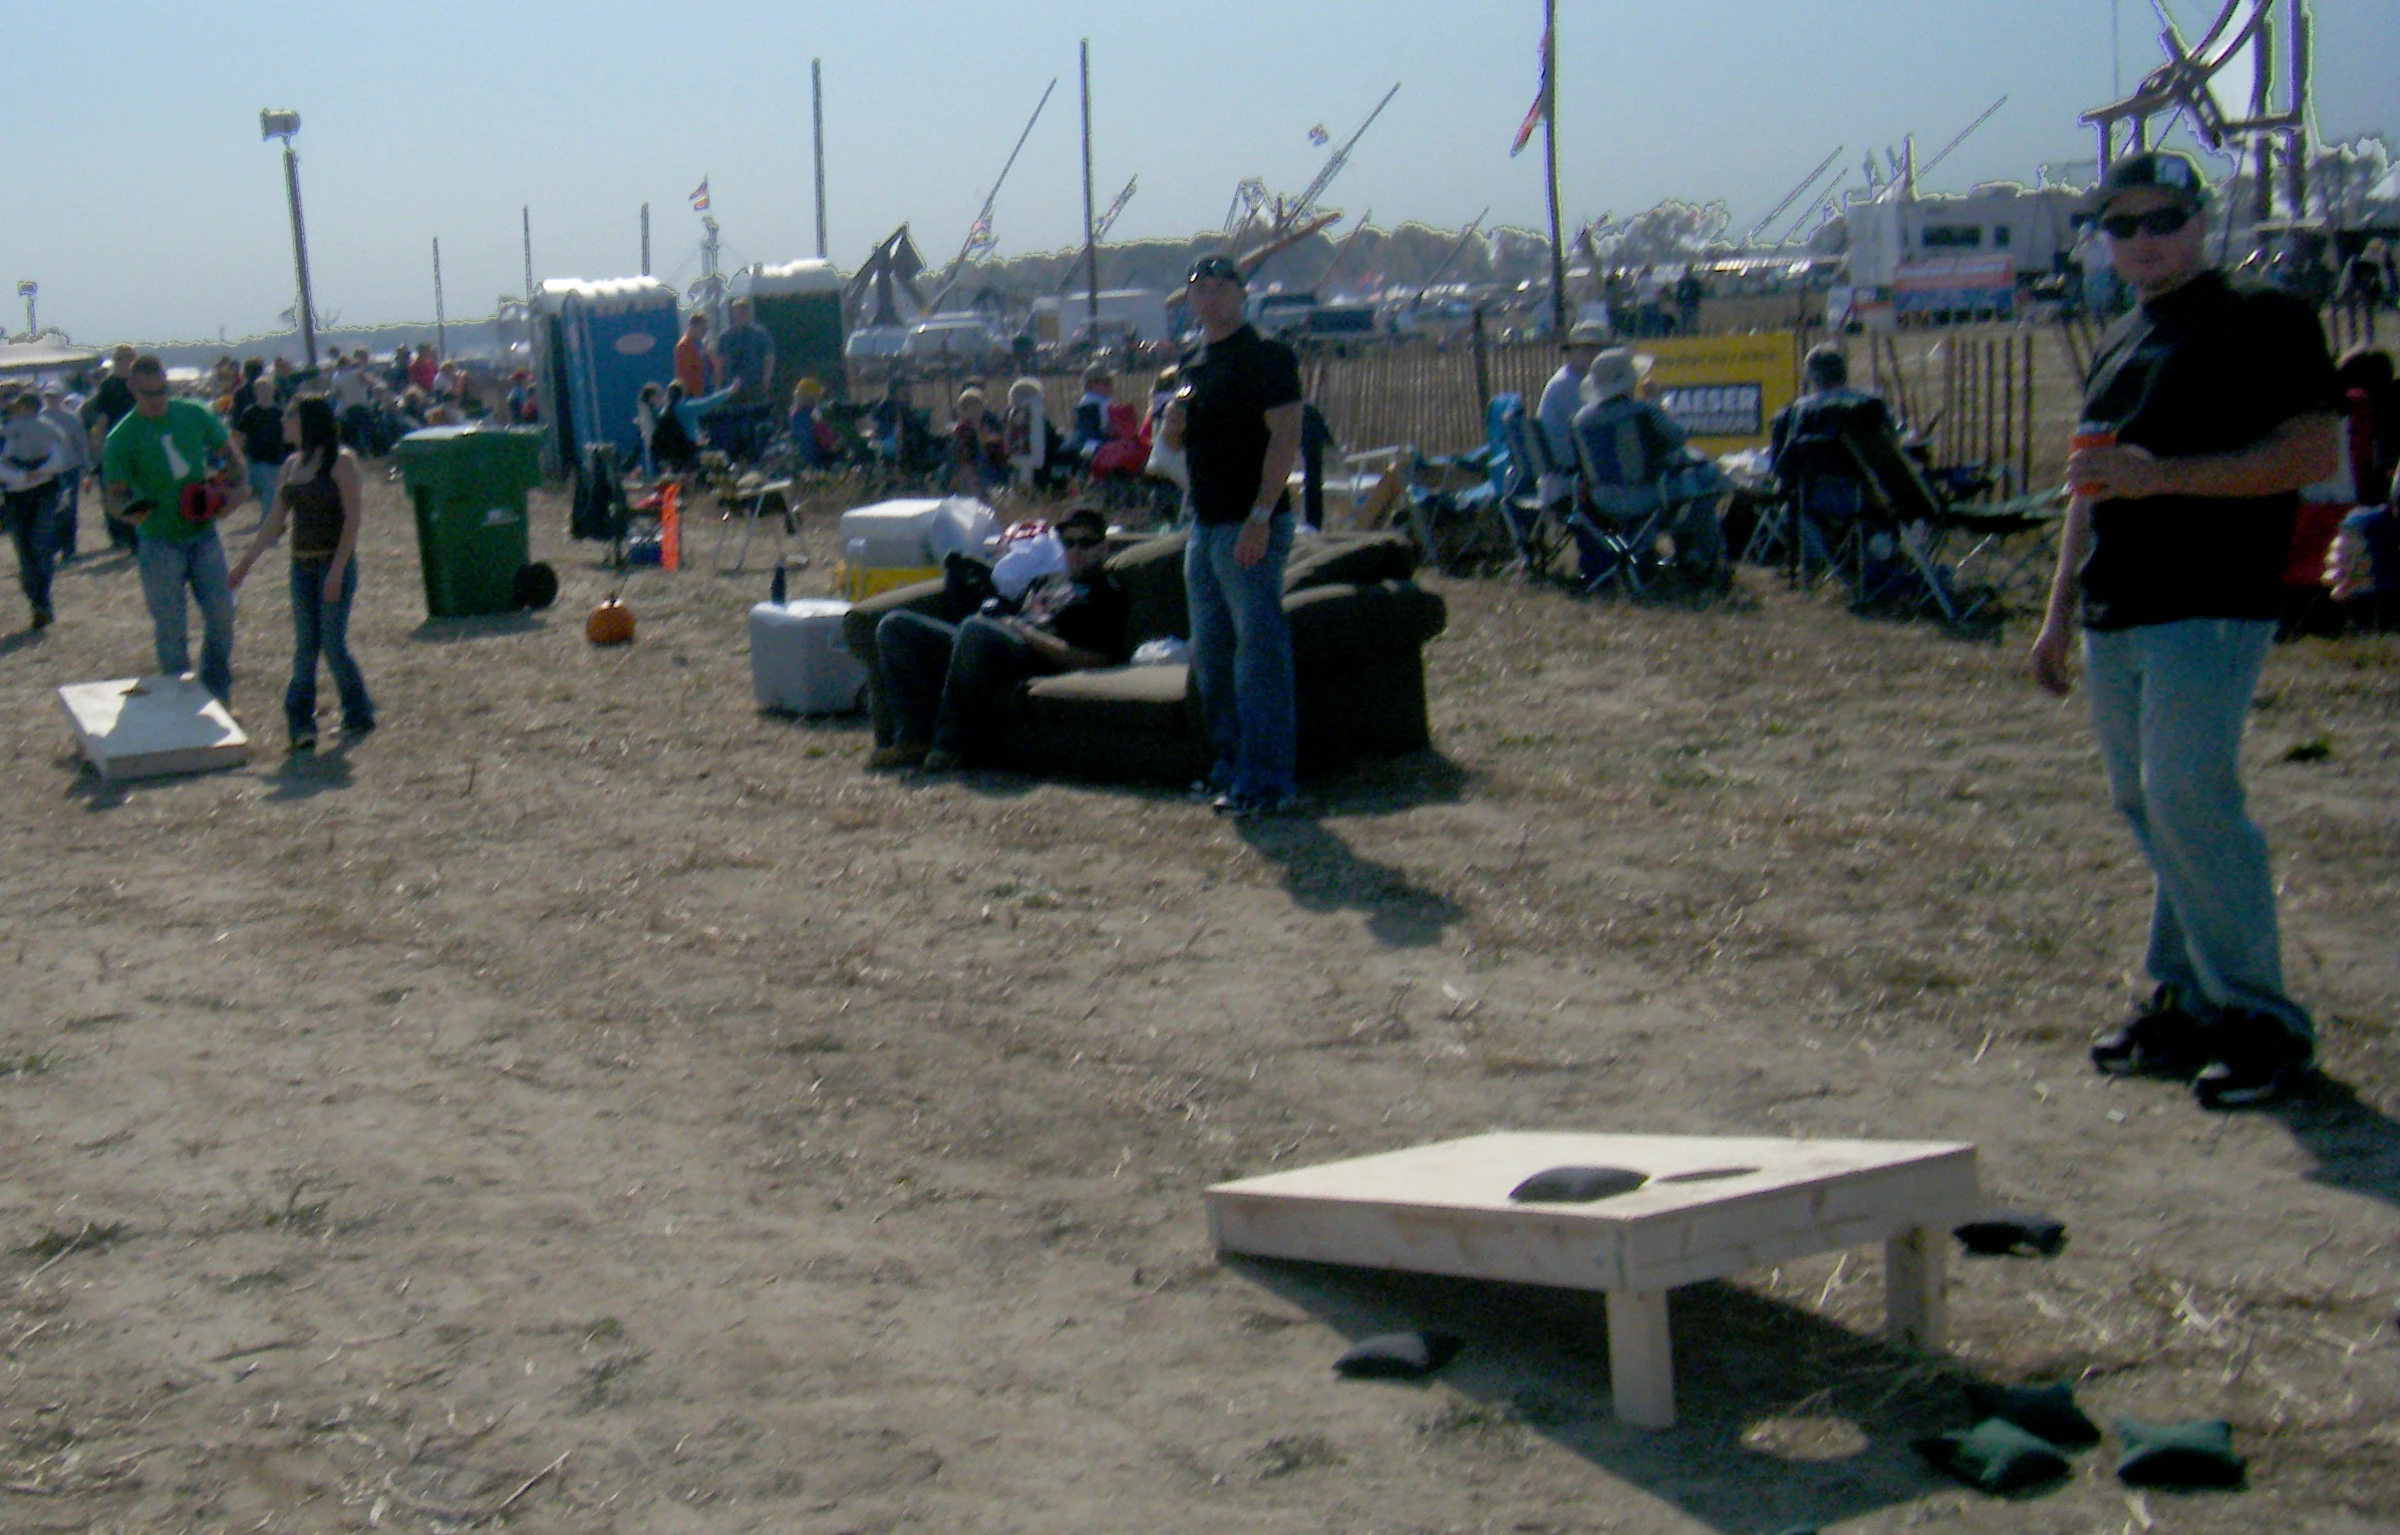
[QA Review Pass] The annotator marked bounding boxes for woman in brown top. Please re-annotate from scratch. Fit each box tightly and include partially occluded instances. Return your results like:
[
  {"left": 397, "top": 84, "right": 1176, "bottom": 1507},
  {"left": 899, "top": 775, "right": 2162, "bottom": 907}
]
[{"left": 230, "top": 394, "right": 375, "bottom": 751}]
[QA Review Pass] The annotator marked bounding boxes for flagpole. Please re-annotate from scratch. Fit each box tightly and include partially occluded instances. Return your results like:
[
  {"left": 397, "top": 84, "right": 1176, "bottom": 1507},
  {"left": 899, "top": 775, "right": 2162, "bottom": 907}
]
[
  {"left": 1081, "top": 39, "right": 1100, "bottom": 337},
  {"left": 1542, "top": 0, "right": 1567, "bottom": 339}
]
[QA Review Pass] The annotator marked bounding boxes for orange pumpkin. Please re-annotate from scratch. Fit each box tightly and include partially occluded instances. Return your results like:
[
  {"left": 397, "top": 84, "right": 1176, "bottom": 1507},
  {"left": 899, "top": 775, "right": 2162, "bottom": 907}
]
[{"left": 584, "top": 598, "right": 636, "bottom": 645}]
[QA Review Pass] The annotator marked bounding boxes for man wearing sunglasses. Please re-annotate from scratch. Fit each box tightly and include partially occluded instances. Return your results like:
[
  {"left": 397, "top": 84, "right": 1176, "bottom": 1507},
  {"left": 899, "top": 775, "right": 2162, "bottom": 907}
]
[
  {"left": 100, "top": 357, "right": 249, "bottom": 703},
  {"left": 869, "top": 504, "right": 1129, "bottom": 773},
  {"left": 2029, "top": 150, "right": 2340, "bottom": 1110}
]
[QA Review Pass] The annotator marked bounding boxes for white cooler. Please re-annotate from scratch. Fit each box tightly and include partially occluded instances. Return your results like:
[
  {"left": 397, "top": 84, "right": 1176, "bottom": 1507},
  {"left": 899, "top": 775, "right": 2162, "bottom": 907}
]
[
  {"left": 838, "top": 498, "right": 946, "bottom": 568},
  {"left": 750, "top": 598, "right": 869, "bottom": 715}
]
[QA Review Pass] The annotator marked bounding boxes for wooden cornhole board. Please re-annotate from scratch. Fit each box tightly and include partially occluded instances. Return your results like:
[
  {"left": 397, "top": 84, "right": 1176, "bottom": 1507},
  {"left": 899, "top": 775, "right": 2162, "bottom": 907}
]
[
  {"left": 58, "top": 675, "right": 251, "bottom": 781},
  {"left": 1206, "top": 1131, "right": 1978, "bottom": 1429}
]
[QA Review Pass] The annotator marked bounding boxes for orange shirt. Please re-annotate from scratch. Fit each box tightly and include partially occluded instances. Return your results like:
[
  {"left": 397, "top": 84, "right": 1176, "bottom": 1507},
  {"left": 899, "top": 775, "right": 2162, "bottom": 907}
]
[{"left": 674, "top": 334, "right": 712, "bottom": 396}]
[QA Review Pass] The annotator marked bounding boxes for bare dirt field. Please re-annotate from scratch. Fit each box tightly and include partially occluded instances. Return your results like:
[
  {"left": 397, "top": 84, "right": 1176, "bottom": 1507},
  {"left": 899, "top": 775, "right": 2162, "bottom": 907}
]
[{"left": 2, "top": 469, "right": 2395, "bottom": 1535}]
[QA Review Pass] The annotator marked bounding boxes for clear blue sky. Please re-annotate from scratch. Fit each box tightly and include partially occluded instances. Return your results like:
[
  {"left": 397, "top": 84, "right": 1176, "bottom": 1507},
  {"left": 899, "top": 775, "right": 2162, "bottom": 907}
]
[{"left": 9, "top": 0, "right": 2391, "bottom": 345}]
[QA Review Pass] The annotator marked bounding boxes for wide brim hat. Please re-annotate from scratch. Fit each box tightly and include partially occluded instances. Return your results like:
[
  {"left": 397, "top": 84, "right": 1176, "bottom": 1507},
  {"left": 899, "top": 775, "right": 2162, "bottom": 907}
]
[{"left": 1581, "top": 347, "right": 1652, "bottom": 404}]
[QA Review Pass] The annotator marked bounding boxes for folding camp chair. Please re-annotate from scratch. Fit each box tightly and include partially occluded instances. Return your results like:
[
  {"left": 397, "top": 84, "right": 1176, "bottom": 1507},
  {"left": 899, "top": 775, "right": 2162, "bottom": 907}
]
[
  {"left": 1496, "top": 399, "right": 1573, "bottom": 579},
  {"left": 1929, "top": 491, "right": 2065, "bottom": 615},
  {"left": 711, "top": 476, "right": 799, "bottom": 574},
  {"left": 1836, "top": 430, "right": 1963, "bottom": 625},
  {"left": 1568, "top": 424, "right": 1668, "bottom": 598}
]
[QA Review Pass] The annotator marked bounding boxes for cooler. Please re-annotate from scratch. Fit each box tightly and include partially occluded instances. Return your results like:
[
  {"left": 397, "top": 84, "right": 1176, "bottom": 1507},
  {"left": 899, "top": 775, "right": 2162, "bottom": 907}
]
[
  {"left": 750, "top": 597, "right": 870, "bottom": 714},
  {"left": 838, "top": 496, "right": 956, "bottom": 603}
]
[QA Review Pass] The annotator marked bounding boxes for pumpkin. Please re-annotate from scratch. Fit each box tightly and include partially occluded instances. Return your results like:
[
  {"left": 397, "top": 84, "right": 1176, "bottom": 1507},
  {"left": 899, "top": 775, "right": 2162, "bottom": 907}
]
[{"left": 584, "top": 598, "right": 636, "bottom": 645}]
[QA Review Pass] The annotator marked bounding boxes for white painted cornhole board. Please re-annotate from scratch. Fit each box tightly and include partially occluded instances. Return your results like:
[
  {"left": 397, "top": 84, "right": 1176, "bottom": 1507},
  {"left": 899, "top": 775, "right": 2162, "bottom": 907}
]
[
  {"left": 1206, "top": 1131, "right": 1978, "bottom": 1430},
  {"left": 58, "top": 675, "right": 251, "bottom": 781}
]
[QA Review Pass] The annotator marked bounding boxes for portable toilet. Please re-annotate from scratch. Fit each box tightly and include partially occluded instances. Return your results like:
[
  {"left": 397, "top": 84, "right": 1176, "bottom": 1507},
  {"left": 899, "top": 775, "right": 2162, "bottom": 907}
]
[
  {"left": 735, "top": 259, "right": 846, "bottom": 399},
  {"left": 531, "top": 277, "right": 680, "bottom": 467}
]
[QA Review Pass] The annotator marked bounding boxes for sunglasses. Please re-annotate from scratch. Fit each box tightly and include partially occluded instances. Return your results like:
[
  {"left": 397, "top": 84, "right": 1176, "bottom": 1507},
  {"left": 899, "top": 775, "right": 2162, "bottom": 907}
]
[
  {"left": 2099, "top": 205, "right": 2195, "bottom": 241},
  {"left": 1059, "top": 535, "right": 1105, "bottom": 551}
]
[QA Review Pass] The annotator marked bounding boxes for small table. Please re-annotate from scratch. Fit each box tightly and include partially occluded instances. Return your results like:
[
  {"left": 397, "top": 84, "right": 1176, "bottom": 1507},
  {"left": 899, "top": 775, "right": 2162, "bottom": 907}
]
[{"left": 1206, "top": 1131, "right": 1978, "bottom": 1429}]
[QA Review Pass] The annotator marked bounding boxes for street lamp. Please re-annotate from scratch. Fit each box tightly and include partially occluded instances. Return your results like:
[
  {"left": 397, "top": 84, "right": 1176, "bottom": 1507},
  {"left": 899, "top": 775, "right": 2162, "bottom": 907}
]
[{"left": 260, "top": 109, "right": 318, "bottom": 368}]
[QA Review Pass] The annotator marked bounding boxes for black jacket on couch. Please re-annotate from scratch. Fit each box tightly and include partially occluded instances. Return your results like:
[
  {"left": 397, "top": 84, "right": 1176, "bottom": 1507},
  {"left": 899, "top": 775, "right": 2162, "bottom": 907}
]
[{"left": 841, "top": 530, "right": 1447, "bottom": 784}]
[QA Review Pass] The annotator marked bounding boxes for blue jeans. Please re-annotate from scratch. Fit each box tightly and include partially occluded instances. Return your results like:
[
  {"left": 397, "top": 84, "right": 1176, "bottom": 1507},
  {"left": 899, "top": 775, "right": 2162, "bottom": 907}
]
[
  {"left": 5, "top": 485, "right": 60, "bottom": 619},
  {"left": 50, "top": 475, "right": 79, "bottom": 559},
  {"left": 135, "top": 530, "right": 236, "bottom": 702},
  {"left": 247, "top": 461, "right": 283, "bottom": 522},
  {"left": 286, "top": 555, "right": 374, "bottom": 737},
  {"left": 875, "top": 609, "right": 1041, "bottom": 756},
  {"left": 2084, "top": 619, "right": 2310, "bottom": 1041},
  {"left": 1185, "top": 515, "right": 1297, "bottom": 800}
]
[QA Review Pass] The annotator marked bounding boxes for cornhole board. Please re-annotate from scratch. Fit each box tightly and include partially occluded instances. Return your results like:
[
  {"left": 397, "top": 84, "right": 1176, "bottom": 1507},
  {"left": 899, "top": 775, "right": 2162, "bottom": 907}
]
[
  {"left": 58, "top": 675, "right": 251, "bottom": 781},
  {"left": 1206, "top": 1131, "right": 1978, "bottom": 1429}
]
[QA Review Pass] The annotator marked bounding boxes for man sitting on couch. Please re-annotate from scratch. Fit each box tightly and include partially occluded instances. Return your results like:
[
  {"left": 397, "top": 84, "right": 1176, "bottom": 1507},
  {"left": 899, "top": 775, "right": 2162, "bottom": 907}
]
[{"left": 867, "top": 504, "right": 1130, "bottom": 773}]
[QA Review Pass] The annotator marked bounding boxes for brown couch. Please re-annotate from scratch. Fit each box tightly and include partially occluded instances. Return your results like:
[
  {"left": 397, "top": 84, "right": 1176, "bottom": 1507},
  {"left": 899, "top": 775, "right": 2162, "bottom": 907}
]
[{"left": 841, "top": 530, "right": 1448, "bottom": 785}]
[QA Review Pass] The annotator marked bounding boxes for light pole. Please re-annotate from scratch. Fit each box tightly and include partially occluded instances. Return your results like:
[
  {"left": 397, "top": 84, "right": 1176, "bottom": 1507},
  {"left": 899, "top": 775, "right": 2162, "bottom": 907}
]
[
  {"left": 13, "top": 280, "right": 32, "bottom": 340},
  {"left": 260, "top": 109, "right": 318, "bottom": 368}
]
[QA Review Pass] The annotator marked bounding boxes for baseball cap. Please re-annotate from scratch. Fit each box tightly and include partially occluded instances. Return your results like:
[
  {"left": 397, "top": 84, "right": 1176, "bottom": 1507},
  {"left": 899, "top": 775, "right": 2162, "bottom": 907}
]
[
  {"left": 2083, "top": 150, "right": 2211, "bottom": 218},
  {"left": 1187, "top": 254, "right": 1247, "bottom": 288}
]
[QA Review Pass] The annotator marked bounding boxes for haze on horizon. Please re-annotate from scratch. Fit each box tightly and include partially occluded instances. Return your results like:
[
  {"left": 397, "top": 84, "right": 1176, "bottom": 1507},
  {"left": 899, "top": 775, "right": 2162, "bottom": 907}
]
[{"left": 6, "top": 0, "right": 2391, "bottom": 347}]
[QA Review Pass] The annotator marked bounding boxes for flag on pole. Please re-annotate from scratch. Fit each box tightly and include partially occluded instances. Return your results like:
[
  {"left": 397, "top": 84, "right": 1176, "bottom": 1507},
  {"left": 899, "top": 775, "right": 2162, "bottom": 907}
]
[
  {"left": 688, "top": 178, "right": 711, "bottom": 212},
  {"left": 1510, "top": 26, "right": 1552, "bottom": 157},
  {"left": 1094, "top": 176, "right": 1138, "bottom": 239},
  {"left": 965, "top": 211, "right": 996, "bottom": 258},
  {"left": 1307, "top": 124, "right": 1330, "bottom": 147}
]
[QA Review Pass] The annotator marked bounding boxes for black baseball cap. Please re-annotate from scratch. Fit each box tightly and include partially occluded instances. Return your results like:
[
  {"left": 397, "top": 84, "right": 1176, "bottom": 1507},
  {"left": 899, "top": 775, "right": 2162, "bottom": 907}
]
[
  {"left": 2082, "top": 150, "right": 2211, "bottom": 218},
  {"left": 1187, "top": 254, "right": 1247, "bottom": 287}
]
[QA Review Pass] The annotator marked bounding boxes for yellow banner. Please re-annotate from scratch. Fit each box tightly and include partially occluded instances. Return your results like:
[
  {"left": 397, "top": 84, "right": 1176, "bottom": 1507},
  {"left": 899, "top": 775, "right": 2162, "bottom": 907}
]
[{"left": 1634, "top": 331, "right": 1799, "bottom": 453}]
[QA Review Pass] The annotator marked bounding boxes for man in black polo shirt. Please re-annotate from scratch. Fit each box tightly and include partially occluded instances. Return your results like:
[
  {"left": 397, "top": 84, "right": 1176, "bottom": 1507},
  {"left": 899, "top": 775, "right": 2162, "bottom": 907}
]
[
  {"left": 2029, "top": 151, "right": 2339, "bottom": 1109},
  {"left": 1162, "top": 254, "right": 1305, "bottom": 816}
]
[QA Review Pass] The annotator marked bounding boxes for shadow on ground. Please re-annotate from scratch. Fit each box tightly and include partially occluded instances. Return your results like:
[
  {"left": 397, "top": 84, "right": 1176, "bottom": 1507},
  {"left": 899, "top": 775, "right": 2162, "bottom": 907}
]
[
  {"left": 2275, "top": 1072, "right": 2400, "bottom": 1214},
  {"left": 1229, "top": 1255, "right": 2002, "bottom": 1533}
]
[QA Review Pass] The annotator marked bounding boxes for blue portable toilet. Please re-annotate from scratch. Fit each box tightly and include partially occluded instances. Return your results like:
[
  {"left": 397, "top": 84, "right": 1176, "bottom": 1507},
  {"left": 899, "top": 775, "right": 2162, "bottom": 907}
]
[{"left": 531, "top": 277, "right": 679, "bottom": 467}]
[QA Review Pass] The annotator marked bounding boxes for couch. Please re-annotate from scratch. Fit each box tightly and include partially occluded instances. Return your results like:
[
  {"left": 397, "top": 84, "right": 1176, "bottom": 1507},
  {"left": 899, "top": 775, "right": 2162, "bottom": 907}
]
[{"left": 841, "top": 530, "right": 1448, "bottom": 785}]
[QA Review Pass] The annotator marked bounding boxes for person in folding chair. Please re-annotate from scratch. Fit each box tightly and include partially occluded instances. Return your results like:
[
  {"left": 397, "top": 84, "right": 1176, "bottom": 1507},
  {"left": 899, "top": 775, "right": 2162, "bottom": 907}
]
[
  {"left": 1569, "top": 347, "right": 1726, "bottom": 592},
  {"left": 1763, "top": 345, "right": 1894, "bottom": 579}
]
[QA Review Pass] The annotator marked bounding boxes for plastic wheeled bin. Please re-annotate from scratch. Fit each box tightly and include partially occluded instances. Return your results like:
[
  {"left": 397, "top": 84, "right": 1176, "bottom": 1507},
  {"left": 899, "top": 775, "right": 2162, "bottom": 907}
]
[{"left": 394, "top": 426, "right": 546, "bottom": 618}]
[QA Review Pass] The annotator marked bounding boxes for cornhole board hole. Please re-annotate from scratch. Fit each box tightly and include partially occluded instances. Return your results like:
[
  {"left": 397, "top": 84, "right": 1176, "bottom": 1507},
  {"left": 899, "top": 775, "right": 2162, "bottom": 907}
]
[
  {"left": 1206, "top": 1131, "right": 1978, "bottom": 1430},
  {"left": 58, "top": 675, "right": 251, "bottom": 781}
]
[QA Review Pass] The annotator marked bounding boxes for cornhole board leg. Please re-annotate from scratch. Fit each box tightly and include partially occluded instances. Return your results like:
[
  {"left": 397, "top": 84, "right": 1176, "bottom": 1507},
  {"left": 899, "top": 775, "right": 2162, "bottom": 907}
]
[
  {"left": 1605, "top": 1288, "right": 1674, "bottom": 1430},
  {"left": 1884, "top": 1225, "right": 1946, "bottom": 1351}
]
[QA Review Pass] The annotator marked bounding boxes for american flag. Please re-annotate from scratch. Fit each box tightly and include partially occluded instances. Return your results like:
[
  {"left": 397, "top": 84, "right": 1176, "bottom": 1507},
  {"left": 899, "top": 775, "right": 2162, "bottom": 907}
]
[
  {"left": 688, "top": 179, "right": 711, "bottom": 212},
  {"left": 1308, "top": 124, "right": 1330, "bottom": 147},
  {"left": 965, "top": 211, "right": 996, "bottom": 257}
]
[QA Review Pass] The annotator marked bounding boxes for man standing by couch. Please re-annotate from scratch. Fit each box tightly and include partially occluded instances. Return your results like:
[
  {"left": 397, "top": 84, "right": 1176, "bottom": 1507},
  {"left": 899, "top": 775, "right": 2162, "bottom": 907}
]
[
  {"left": 1164, "top": 254, "right": 1304, "bottom": 816},
  {"left": 101, "top": 357, "right": 247, "bottom": 703},
  {"left": 2029, "top": 151, "right": 2339, "bottom": 1110}
]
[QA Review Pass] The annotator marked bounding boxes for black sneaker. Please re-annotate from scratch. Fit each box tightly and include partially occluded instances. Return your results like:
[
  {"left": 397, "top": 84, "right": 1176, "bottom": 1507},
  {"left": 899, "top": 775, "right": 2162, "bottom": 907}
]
[
  {"left": 2090, "top": 985, "right": 2210, "bottom": 1081},
  {"left": 2193, "top": 1013, "right": 2313, "bottom": 1111}
]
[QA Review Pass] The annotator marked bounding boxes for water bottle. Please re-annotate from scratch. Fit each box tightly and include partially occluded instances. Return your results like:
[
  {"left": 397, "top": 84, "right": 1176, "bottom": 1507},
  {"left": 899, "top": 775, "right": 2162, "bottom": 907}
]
[{"left": 769, "top": 559, "right": 787, "bottom": 604}]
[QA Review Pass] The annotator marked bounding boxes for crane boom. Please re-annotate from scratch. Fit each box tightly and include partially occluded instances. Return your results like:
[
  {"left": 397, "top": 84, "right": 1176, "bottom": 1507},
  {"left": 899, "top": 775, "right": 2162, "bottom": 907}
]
[
  {"left": 1288, "top": 82, "right": 1401, "bottom": 226},
  {"left": 924, "top": 77, "right": 1059, "bottom": 310},
  {"left": 1917, "top": 95, "right": 2008, "bottom": 180},
  {"left": 1745, "top": 145, "right": 1844, "bottom": 244}
]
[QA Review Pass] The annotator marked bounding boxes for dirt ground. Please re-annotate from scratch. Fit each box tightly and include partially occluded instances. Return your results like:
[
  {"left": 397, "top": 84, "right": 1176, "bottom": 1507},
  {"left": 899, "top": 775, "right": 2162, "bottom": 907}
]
[{"left": 2, "top": 469, "right": 2395, "bottom": 1535}]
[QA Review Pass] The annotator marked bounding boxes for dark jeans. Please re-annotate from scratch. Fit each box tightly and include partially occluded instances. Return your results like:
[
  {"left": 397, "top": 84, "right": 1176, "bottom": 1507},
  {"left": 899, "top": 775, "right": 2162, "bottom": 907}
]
[
  {"left": 874, "top": 610, "right": 1043, "bottom": 757},
  {"left": 286, "top": 554, "right": 375, "bottom": 737},
  {"left": 51, "top": 474, "right": 78, "bottom": 559},
  {"left": 4, "top": 484, "right": 59, "bottom": 619}
]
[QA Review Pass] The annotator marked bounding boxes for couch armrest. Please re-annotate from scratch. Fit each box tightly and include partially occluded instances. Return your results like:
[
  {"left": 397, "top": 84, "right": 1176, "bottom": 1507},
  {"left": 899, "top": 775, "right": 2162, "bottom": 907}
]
[{"left": 1284, "top": 579, "right": 1448, "bottom": 671}]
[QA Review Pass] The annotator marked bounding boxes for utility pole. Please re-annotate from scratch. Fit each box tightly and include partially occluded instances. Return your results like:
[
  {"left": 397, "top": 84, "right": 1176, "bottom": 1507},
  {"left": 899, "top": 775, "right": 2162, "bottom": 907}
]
[
  {"left": 522, "top": 206, "right": 534, "bottom": 303},
  {"left": 433, "top": 237, "right": 447, "bottom": 357},
  {"left": 261, "top": 110, "right": 318, "bottom": 368},
  {"left": 1541, "top": 0, "right": 1567, "bottom": 339},
  {"left": 640, "top": 203, "right": 651, "bottom": 276},
  {"left": 14, "top": 281, "right": 33, "bottom": 340},
  {"left": 812, "top": 59, "right": 829, "bottom": 259},
  {"left": 1080, "top": 39, "right": 1099, "bottom": 334}
]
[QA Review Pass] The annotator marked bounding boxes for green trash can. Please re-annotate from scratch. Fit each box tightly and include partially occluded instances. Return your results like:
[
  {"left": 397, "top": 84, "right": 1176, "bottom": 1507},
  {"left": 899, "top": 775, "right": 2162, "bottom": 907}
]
[{"left": 393, "top": 426, "right": 546, "bottom": 618}]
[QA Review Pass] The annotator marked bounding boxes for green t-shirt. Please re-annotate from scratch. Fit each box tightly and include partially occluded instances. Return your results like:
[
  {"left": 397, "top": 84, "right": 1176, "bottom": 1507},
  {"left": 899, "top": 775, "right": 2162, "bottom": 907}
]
[{"left": 101, "top": 399, "right": 230, "bottom": 544}]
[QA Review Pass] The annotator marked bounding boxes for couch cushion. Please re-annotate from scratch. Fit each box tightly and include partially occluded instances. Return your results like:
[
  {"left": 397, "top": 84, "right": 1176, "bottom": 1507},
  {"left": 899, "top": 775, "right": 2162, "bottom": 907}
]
[
  {"left": 1286, "top": 579, "right": 1449, "bottom": 669},
  {"left": 1284, "top": 530, "right": 1418, "bottom": 594},
  {"left": 1020, "top": 662, "right": 1194, "bottom": 738}
]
